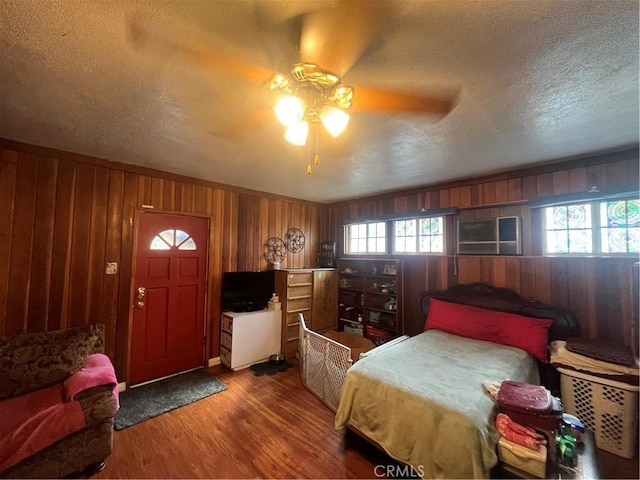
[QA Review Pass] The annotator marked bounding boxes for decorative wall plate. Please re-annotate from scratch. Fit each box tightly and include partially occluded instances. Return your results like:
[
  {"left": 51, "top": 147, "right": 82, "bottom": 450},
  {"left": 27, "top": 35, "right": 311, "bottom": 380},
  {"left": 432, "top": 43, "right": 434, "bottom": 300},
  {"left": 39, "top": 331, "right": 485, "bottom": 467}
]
[
  {"left": 264, "top": 237, "right": 286, "bottom": 264},
  {"left": 285, "top": 228, "right": 305, "bottom": 253}
]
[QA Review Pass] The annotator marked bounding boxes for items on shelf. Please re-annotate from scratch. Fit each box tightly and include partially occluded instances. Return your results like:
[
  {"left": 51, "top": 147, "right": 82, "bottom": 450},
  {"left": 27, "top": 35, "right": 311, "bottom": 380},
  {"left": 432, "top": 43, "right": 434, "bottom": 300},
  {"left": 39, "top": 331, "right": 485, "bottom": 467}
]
[
  {"left": 337, "top": 258, "right": 402, "bottom": 345},
  {"left": 492, "top": 380, "right": 580, "bottom": 477},
  {"left": 319, "top": 241, "right": 337, "bottom": 267}
]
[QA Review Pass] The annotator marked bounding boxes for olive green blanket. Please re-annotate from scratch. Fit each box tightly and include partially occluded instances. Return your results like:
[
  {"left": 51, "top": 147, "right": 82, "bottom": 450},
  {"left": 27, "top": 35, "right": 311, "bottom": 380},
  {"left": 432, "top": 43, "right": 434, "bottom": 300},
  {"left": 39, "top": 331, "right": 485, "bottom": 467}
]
[{"left": 335, "top": 330, "right": 539, "bottom": 479}]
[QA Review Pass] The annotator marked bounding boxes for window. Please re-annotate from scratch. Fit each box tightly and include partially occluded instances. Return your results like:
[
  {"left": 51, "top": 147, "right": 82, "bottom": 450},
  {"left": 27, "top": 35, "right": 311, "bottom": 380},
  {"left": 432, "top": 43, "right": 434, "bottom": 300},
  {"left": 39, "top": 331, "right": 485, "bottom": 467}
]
[
  {"left": 393, "top": 217, "right": 444, "bottom": 254},
  {"left": 150, "top": 229, "right": 197, "bottom": 250},
  {"left": 345, "top": 222, "right": 386, "bottom": 254},
  {"left": 543, "top": 199, "right": 639, "bottom": 255},
  {"left": 544, "top": 204, "right": 593, "bottom": 254},
  {"left": 600, "top": 199, "right": 640, "bottom": 253}
]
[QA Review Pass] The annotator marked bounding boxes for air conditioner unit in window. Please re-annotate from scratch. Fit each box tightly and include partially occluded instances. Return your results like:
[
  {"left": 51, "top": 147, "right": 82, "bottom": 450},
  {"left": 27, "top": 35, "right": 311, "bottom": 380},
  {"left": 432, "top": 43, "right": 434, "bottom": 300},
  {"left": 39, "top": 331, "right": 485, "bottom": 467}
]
[{"left": 457, "top": 216, "right": 521, "bottom": 255}]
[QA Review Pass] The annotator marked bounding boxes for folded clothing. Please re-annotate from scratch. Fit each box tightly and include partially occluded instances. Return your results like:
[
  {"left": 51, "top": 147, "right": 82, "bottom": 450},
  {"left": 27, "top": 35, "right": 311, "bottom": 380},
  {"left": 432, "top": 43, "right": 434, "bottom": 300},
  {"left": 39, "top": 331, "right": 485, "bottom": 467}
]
[
  {"left": 565, "top": 338, "right": 637, "bottom": 367},
  {"left": 496, "top": 413, "right": 547, "bottom": 450},
  {"left": 497, "top": 436, "right": 547, "bottom": 478},
  {"left": 550, "top": 340, "right": 640, "bottom": 377}
]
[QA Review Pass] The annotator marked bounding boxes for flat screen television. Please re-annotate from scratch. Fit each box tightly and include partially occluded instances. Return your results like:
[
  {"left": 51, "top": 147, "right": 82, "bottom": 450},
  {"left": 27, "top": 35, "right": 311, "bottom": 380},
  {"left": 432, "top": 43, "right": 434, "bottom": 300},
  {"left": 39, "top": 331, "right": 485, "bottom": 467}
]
[{"left": 221, "top": 270, "right": 275, "bottom": 312}]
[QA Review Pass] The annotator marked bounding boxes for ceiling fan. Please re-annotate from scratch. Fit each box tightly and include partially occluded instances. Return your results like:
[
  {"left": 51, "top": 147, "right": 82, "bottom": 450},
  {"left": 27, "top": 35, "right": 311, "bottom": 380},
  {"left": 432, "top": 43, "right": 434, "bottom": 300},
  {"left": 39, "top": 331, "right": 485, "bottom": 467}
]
[{"left": 128, "top": 1, "right": 456, "bottom": 172}]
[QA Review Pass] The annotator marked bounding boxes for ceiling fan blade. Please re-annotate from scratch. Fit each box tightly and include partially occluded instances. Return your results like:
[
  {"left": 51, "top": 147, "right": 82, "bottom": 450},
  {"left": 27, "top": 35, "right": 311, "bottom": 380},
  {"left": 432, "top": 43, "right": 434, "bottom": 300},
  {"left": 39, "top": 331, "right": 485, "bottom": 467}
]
[
  {"left": 251, "top": 11, "right": 303, "bottom": 75},
  {"left": 127, "top": 12, "right": 273, "bottom": 85},
  {"left": 209, "top": 107, "right": 273, "bottom": 139},
  {"left": 300, "top": 0, "right": 392, "bottom": 77},
  {"left": 352, "top": 86, "right": 457, "bottom": 117}
]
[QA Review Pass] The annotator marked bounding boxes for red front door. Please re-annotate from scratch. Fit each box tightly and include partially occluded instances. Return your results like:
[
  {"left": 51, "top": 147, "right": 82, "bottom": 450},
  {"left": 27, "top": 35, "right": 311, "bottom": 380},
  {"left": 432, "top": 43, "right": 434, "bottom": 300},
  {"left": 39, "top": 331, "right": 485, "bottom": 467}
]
[{"left": 130, "top": 213, "right": 208, "bottom": 385}]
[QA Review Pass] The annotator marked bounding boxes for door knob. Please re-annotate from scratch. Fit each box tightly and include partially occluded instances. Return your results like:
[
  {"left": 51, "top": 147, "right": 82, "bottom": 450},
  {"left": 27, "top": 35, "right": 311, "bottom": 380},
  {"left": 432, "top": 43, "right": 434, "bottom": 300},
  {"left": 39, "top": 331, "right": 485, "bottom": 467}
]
[
  {"left": 137, "top": 286, "right": 146, "bottom": 299},
  {"left": 136, "top": 301, "right": 145, "bottom": 309}
]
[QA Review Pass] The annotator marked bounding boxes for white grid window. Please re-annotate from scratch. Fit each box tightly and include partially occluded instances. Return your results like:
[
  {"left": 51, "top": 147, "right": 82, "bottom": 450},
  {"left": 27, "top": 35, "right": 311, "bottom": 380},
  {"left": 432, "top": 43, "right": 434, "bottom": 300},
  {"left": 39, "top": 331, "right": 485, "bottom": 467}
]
[
  {"left": 345, "top": 222, "right": 386, "bottom": 253},
  {"left": 393, "top": 217, "right": 444, "bottom": 254}
]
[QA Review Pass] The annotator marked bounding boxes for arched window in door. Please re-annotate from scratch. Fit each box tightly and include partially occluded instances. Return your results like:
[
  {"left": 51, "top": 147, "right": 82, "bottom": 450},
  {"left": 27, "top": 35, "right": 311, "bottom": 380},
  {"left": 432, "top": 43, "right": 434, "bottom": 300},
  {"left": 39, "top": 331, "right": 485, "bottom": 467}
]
[{"left": 150, "top": 229, "right": 197, "bottom": 250}]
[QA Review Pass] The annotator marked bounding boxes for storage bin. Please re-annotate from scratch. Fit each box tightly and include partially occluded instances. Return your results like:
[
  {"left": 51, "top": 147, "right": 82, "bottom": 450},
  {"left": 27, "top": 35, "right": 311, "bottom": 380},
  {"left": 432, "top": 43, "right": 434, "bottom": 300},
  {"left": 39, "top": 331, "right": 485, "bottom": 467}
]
[
  {"left": 365, "top": 325, "right": 394, "bottom": 345},
  {"left": 344, "top": 324, "right": 364, "bottom": 336},
  {"left": 559, "top": 367, "right": 639, "bottom": 458}
]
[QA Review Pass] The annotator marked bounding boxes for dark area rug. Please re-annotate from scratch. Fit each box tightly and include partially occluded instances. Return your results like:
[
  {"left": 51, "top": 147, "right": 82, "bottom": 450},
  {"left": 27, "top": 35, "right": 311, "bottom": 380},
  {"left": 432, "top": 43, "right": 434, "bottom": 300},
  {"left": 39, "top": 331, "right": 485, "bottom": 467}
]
[
  {"left": 250, "top": 360, "right": 294, "bottom": 376},
  {"left": 115, "top": 369, "right": 227, "bottom": 430}
]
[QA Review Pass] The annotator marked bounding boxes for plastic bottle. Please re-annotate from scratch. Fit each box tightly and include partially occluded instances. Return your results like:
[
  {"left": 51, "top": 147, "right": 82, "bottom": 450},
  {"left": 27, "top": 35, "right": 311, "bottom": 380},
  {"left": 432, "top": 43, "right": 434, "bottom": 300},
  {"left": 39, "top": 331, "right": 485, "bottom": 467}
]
[{"left": 557, "top": 420, "right": 577, "bottom": 469}]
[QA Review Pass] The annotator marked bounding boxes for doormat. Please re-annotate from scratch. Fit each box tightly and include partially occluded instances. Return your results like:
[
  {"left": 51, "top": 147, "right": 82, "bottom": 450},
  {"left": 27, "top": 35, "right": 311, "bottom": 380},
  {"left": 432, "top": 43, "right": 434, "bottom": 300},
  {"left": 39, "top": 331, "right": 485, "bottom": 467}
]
[
  {"left": 250, "top": 360, "right": 294, "bottom": 376},
  {"left": 114, "top": 369, "right": 227, "bottom": 430}
]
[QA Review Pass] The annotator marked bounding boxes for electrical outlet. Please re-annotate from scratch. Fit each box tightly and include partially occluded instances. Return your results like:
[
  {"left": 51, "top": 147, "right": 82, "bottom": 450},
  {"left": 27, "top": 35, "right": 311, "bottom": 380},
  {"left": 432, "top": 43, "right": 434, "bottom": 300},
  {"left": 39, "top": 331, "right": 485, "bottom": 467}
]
[{"left": 106, "top": 262, "right": 118, "bottom": 275}]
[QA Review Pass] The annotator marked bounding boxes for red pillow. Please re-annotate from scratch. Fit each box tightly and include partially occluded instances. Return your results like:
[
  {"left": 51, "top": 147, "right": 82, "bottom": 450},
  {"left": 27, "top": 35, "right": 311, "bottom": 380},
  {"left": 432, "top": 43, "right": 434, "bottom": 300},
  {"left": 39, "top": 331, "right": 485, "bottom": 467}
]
[{"left": 424, "top": 298, "right": 553, "bottom": 362}]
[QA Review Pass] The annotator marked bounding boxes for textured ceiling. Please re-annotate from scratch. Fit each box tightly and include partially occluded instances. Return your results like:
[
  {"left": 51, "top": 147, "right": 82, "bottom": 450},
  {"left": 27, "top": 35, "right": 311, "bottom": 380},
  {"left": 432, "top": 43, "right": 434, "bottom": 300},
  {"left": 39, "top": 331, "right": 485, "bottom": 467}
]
[{"left": 0, "top": 0, "right": 638, "bottom": 203}]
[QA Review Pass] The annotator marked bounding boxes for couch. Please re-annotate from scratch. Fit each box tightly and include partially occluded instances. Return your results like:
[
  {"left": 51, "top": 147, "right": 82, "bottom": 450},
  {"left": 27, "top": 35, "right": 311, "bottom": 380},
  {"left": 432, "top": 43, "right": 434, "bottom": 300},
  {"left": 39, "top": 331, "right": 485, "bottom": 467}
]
[{"left": 0, "top": 324, "right": 118, "bottom": 478}]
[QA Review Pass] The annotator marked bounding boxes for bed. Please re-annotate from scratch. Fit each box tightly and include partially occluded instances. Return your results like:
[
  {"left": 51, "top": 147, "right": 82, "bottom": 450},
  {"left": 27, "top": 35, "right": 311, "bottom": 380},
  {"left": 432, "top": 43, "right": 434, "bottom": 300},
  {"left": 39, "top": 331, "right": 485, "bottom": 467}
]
[{"left": 334, "top": 282, "right": 578, "bottom": 479}]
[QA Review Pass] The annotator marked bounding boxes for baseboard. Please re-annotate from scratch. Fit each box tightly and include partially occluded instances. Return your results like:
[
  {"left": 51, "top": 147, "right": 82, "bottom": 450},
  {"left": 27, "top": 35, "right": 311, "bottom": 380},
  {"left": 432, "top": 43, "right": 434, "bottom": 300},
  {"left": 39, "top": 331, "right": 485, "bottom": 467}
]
[
  {"left": 208, "top": 357, "right": 221, "bottom": 367},
  {"left": 117, "top": 382, "right": 127, "bottom": 392}
]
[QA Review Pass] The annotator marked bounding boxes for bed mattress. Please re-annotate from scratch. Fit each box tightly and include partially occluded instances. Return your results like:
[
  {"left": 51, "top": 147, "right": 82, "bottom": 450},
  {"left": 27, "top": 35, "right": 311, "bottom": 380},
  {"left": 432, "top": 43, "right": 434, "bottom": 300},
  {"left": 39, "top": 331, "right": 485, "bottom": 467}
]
[{"left": 334, "top": 329, "right": 539, "bottom": 479}]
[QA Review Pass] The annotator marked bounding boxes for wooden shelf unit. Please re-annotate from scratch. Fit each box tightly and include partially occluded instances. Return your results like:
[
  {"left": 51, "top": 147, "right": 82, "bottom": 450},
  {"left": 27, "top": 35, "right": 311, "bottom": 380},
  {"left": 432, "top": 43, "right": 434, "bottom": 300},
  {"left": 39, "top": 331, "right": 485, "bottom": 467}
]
[{"left": 337, "top": 258, "right": 403, "bottom": 344}]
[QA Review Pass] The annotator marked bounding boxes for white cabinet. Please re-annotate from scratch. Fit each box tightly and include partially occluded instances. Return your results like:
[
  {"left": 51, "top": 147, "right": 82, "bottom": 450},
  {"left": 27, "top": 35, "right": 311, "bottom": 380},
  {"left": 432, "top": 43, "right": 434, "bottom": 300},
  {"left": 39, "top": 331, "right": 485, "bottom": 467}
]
[{"left": 220, "top": 309, "right": 282, "bottom": 371}]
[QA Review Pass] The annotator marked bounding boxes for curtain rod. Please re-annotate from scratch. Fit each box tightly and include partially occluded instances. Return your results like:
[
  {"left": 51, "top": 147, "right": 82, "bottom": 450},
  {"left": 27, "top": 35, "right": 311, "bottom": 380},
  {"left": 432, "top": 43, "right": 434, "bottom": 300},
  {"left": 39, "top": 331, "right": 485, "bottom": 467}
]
[{"left": 343, "top": 207, "right": 459, "bottom": 224}]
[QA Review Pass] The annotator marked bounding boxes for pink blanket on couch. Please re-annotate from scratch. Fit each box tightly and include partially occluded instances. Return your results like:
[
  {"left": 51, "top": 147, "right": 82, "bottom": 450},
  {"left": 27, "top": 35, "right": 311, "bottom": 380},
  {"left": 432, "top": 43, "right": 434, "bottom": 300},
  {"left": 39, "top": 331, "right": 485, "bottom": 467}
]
[
  {"left": 0, "top": 385, "right": 84, "bottom": 472},
  {"left": 62, "top": 353, "right": 119, "bottom": 408},
  {"left": 0, "top": 353, "right": 118, "bottom": 472}
]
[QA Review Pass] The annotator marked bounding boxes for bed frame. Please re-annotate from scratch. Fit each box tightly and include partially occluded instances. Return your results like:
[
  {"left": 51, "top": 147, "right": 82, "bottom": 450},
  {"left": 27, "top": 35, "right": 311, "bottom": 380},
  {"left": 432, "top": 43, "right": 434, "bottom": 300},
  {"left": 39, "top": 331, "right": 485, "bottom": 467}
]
[
  {"left": 419, "top": 282, "right": 580, "bottom": 392},
  {"left": 341, "top": 283, "right": 581, "bottom": 477},
  {"left": 300, "top": 282, "right": 580, "bottom": 412}
]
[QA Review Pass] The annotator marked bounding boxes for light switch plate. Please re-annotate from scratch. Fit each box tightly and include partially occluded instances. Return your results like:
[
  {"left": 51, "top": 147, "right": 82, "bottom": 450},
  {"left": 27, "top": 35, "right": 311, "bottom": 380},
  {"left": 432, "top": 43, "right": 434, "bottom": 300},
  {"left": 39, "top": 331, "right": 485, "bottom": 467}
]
[{"left": 106, "top": 262, "right": 118, "bottom": 275}]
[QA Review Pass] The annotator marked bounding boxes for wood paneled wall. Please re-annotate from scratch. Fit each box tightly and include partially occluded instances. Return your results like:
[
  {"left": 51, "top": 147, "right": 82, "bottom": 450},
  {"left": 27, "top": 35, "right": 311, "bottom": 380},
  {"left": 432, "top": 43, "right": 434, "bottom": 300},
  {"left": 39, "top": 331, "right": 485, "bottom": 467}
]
[
  {"left": 0, "top": 140, "right": 321, "bottom": 379},
  {"left": 1, "top": 139, "right": 637, "bottom": 381},
  {"left": 323, "top": 148, "right": 640, "bottom": 347}
]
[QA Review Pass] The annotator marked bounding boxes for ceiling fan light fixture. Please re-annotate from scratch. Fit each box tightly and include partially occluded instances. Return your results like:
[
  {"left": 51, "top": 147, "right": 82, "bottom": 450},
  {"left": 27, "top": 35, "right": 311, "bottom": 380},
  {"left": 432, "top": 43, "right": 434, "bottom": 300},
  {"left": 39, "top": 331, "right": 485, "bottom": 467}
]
[
  {"left": 265, "top": 73, "right": 289, "bottom": 92},
  {"left": 275, "top": 95, "right": 305, "bottom": 127},
  {"left": 331, "top": 85, "right": 354, "bottom": 109},
  {"left": 319, "top": 105, "right": 350, "bottom": 137},
  {"left": 284, "top": 120, "right": 309, "bottom": 146}
]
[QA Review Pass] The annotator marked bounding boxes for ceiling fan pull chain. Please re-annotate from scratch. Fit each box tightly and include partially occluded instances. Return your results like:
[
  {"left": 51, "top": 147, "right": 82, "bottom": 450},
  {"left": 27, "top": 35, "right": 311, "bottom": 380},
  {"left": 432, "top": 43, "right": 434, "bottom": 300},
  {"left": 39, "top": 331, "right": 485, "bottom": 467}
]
[
  {"left": 314, "top": 124, "right": 320, "bottom": 166},
  {"left": 306, "top": 133, "right": 312, "bottom": 175}
]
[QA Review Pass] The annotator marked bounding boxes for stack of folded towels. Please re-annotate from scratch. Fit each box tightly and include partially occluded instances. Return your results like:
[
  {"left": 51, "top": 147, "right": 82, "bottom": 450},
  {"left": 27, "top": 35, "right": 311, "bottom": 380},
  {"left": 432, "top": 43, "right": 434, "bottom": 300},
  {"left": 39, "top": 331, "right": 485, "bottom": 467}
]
[
  {"left": 494, "top": 413, "right": 548, "bottom": 478},
  {"left": 550, "top": 338, "right": 639, "bottom": 383}
]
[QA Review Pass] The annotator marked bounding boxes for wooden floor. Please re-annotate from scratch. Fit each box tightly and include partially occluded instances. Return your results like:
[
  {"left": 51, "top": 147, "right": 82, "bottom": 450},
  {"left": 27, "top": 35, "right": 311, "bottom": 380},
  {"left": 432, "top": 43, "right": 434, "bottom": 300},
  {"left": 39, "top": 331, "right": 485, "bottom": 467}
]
[
  {"left": 96, "top": 362, "right": 391, "bottom": 479},
  {"left": 97, "top": 362, "right": 639, "bottom": 479}
]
